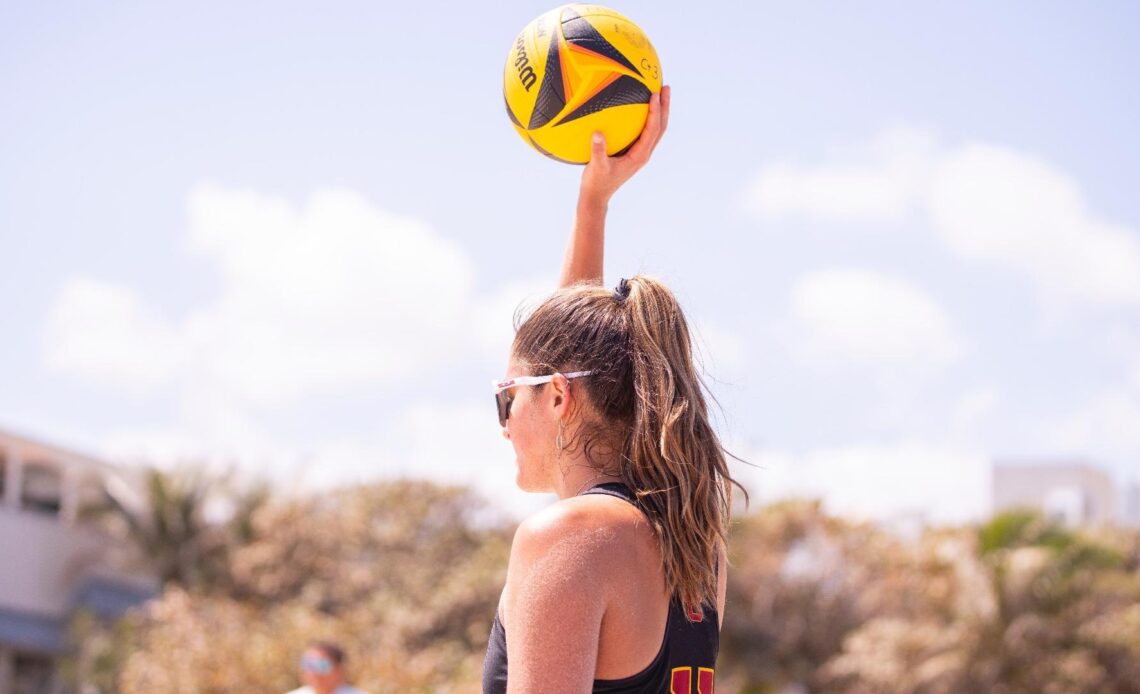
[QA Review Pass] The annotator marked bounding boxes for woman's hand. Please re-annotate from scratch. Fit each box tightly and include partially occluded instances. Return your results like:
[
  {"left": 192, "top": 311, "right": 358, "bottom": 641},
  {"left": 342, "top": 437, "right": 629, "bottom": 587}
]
[
  {"left": 559, "top": 85, "right": 671, "bottom": 288},
  {"left": 579, "top": 85, "right": 671, "bottom": 206}
]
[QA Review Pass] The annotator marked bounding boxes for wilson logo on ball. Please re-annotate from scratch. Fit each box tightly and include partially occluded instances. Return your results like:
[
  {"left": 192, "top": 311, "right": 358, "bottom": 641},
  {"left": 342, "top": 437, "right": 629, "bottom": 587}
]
[
  {"left": 503, "top": 4, "right": 662, "bottom": 164},
  {"left": 513, "top": 36, "right": 537, "bottom": 91}
]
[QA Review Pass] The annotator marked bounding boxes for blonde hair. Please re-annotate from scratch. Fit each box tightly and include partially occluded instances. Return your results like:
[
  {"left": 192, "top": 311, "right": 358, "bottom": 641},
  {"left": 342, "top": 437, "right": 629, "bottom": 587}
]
[{"left": 512, "top": 275, "right": 746, "bottom": 618}]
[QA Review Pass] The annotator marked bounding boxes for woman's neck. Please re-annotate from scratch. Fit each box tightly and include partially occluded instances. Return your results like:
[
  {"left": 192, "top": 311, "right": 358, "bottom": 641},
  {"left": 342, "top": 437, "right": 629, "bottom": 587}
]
[{"left": 552, "top": 452, "right": 623, "bottom": 500}]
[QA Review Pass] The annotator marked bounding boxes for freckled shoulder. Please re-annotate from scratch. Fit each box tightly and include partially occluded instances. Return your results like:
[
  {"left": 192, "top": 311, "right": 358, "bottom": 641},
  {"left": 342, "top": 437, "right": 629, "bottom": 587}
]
[
  {"left": 507, "top": 494, "right": 651, "bottom": 582},
  {"left": 503, "top": 494, "right": 655, "bottom": 618},
  {"left": 513, "top": 495, "right": 631, "bottom": 552}
]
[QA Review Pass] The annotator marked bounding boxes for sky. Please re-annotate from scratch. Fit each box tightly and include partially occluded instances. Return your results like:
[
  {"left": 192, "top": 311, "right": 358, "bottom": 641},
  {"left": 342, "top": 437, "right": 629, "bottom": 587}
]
[{"left": 2, "top": 1, "right": 1138, "bottom": 523}]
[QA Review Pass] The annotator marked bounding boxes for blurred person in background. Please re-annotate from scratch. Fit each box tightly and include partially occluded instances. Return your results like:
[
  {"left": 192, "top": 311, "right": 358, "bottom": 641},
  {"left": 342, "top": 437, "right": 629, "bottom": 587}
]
[
  {"left": 287, "top": 641, "right": 368, "bottom": 694},
  {"left": 483, "top": 87, "right": 742, "bottom": 693}
]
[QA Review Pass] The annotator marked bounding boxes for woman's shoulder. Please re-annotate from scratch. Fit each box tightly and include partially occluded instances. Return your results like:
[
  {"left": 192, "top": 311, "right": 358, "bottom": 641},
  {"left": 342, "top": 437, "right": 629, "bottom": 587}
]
[
  {"left": 506, "top": 494, "right": 656, "bottom": 601},
  {"left": 502, "top": 493, "right": 659, "bottom": 625},
  {"left": 512, "top": 492, "right": 647, "bottom": 564}
]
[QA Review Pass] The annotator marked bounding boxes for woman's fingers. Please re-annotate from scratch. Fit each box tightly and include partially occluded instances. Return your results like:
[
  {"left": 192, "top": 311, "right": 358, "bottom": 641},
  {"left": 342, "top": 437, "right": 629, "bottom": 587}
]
[
  {"left": 589, "top": 131, "right": 608, "bottom": 166},
  {"left": 586, "top": 85, "right": 668, "bottom": 175},
  {"left": 643, "top": 90, "right": 663, "bottom": 143},
  {"left": 631, "top": 86, "right": 669, "bottom": 162},
  {"left": 622, "top": 91, "right": 661, "bottom": 164},
  {"left": 647, "top": 85, "right": 670, "bottom": 155}
]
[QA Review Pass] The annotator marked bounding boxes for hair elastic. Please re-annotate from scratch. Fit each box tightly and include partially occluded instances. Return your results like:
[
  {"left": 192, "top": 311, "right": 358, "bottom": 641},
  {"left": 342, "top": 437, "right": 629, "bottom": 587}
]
[{"left": 614, "top": 277, "right": 631, "bottom": 301}]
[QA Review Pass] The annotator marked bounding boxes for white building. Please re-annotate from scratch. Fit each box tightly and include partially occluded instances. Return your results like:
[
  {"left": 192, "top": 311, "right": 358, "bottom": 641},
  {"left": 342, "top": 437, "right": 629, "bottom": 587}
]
[
  {"left": 0, "top": 429, "right": 156, "bottom": 692},
  {"left": 992, "top": 460, "right": 1118, "bottom": 527}
]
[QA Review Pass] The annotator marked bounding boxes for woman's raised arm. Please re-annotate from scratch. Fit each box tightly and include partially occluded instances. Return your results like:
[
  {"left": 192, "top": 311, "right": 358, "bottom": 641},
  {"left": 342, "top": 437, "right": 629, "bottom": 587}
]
[{"left": 558, "top": 85, "right": 671, "bottom": 288}]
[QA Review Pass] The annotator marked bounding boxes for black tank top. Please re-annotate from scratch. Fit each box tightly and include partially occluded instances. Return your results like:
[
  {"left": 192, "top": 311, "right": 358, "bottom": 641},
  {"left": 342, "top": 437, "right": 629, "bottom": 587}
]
[{"left": 482, "top": 483, "right": 720, "bottom": 693}]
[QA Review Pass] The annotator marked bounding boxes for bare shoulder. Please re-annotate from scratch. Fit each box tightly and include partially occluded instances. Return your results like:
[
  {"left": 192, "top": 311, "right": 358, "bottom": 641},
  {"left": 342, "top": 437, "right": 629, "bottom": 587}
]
[
  {"left": 503, "top": 495, "right": 653, "bottom": 613},
  {"left": 510, "top": 494, "right": 646, "bottom": 567},
  {"left": 500, "top": 495, "right": 649, "bottom": 691}
]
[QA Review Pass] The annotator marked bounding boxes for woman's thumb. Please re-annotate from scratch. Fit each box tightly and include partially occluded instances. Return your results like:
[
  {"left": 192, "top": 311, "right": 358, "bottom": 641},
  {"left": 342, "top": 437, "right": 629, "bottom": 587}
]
[{"left": 590, "top": 131, "right": 607, "bottom": 161}]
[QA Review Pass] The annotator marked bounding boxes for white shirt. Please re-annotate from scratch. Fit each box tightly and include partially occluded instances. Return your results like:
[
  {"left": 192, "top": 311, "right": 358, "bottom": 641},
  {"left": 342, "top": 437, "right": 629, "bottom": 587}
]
[{"left": 285, "top": 686, "right": 369, "bottom": 694}]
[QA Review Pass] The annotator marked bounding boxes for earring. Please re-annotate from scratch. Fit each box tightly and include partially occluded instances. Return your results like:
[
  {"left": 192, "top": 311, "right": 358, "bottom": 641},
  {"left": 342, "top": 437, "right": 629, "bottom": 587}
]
[{"left": 556, "top": 420, "right": 566, "bottom": 451}]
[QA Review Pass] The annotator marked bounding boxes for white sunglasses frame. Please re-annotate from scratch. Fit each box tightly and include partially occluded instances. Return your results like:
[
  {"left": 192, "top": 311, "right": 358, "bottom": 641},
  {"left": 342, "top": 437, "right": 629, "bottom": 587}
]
[
  {"left": 492, "top": 371, "right": 593, "bottom": 426},
  {"left": 491, "top": 370, "right": 594, "bottom": 394}
]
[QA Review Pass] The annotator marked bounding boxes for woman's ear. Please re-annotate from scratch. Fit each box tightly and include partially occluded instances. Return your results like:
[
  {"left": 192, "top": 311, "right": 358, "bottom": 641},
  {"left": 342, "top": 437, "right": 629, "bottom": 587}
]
[{"left": 549, "top": 373, "right": 574, "bottom": 419}]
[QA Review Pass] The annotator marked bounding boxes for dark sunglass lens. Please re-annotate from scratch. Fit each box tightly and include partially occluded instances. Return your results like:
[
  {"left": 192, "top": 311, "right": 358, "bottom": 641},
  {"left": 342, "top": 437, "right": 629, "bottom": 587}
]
[{"left": 496, "top": 390, "right": 513, "bottom": 426}]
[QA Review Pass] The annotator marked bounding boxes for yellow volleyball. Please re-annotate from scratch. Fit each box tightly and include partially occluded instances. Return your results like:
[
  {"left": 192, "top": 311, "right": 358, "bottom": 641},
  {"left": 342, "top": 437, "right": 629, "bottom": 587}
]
[{"left": 503, "top": 4, "right": 662, "bottom": 164}]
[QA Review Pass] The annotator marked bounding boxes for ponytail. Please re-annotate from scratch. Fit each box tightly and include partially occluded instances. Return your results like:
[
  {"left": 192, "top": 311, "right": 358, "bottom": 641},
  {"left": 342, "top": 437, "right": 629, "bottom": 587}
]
[{"left": 512, "top": 275, "right": 745, "bottom": 618}]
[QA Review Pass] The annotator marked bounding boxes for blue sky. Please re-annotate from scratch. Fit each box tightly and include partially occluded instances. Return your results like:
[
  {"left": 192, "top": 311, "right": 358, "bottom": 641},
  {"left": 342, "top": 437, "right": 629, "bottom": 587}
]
[{"left": 3, "top": 1, "right": 1138, "bottom": 521}]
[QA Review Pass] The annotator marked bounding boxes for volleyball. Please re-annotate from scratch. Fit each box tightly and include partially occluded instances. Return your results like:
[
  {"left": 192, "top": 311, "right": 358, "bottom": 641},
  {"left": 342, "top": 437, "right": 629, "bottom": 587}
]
[{"left": 503, "top": 4, "right": 662, "bottom": 164}]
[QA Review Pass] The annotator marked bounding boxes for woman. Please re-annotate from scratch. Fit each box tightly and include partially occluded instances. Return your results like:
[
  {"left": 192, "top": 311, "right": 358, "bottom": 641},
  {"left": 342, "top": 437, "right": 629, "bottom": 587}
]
[{"left": 483, "top": 86, "right": 742, "bottom": 694}]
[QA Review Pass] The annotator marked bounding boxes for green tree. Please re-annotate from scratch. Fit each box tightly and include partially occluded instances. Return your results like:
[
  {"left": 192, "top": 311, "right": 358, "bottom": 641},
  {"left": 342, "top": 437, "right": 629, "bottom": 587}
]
[
  {"left": 105, "top": 479, "right": 512, "bottom": 693},
  {"left": 86, "top": 465, "right": 268, "bottom": 590}
]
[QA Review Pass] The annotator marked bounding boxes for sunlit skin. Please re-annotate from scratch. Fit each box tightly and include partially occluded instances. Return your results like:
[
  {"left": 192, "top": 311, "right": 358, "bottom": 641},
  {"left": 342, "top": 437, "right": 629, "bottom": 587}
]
[
  {"left": 299, "top": 647, "right": 344, "bottom": 694},
  {"left": 497, "top": 87, "right": 728, "bottom": 694}
]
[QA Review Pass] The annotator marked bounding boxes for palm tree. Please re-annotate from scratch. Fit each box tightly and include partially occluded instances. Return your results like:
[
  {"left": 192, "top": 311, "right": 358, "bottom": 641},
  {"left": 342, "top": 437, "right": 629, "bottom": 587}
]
[{"left": 89, "top": 464, "right": 267, "bottom": 590}]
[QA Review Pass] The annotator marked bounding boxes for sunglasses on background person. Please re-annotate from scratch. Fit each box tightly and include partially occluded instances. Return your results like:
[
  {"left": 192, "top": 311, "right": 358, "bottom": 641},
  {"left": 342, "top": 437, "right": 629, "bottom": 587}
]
[
  {"left": 492, "top": 371, "right": 593, "bottom": 427},
  {"left": 300, "top": 655, "right": 334, "bottom": 674}
]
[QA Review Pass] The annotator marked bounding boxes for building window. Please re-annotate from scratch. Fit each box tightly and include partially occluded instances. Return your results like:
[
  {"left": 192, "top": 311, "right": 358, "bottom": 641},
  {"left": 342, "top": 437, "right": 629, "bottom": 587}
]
[
  {"left": 21, "top": 463, "right": 62, "bottom": 516},
  {"left": 13, "top": 651, "right": 56, "bottom": 692},
  {"left": 75, "top": 473, "right": 109, "bottom": 529}
]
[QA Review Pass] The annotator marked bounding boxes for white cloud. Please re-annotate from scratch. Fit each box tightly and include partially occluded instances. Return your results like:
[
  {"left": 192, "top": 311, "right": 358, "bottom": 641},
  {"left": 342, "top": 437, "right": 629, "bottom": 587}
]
[
  {"left": 928, "top": 144, "right": 1140, "bottom": 308},
  {"left": 100, "top": 422, "right": 290, "bottom": 478},
  {"left": 45, "top": 184, "right": 493, "bottom": 407},
  {"left": 744, "top": 163, "right": 910, "bottom": 224},
  {"left": 791, "top": 267, "right": 963, "bottom": 365},
  {"left": 45, "top": 184, "right": 555, "bottom": 496},
  {"left": 253, "top": 399, "right": 547, "bottom": 519},
  {"left": 384, "top": 399, "right": 548, "bottom": 517},
  {"left": 468, "top": 276, "right": 555, "bottom": 367},
  {"left": 743, "top": 129, "right": 1140, "bottom": 309},
  {"left": 692, "top": 319, "right": 747, "bottom": 380},
  {"left": 952, "top": 385, "right": 1003, "bottom": 435},
  {"left": 1051, "top": 390, "right": 1140, "bottom": 462},
  {"left": 740, "top": 442, "right": 991, "bottom": 524},
  {"left": 39, "top": 181, "right": 574, "bottom": 518},
  {"left": 100, "top": 428, "right": 217, "bottom": 465},
  {"left": 181, "top": 184, "right": 478, "bottom": 403},
  {"left": 741, "top": 127, "right": 937, "bottom": 224},
  {"left": 44, "top": 277, "right": 183, "bottom": 394},
  {"left": 98, "top": 397, "right": 550, "bottom": 521}
]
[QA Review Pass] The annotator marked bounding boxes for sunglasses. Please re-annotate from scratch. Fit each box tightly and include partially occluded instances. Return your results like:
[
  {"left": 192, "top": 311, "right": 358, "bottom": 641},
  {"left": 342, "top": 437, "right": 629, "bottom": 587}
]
[
  {"left": 300, "top": 655, "right": 333, "bottom": 674},
  {"left": 492, "top": 371, "right": 593, "bottom": 427}
]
